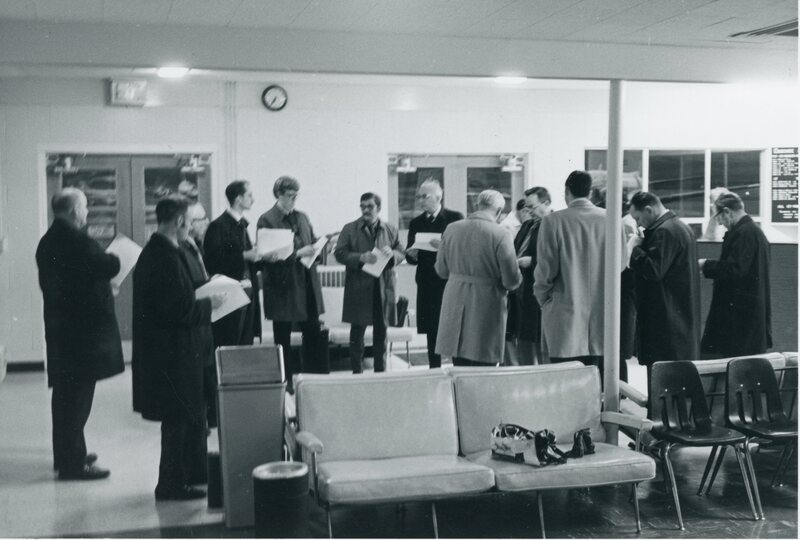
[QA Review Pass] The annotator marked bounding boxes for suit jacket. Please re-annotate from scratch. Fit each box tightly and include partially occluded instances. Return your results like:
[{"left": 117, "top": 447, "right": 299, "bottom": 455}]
[
  {"left": 132, "top": 233, "right": 212, "bottom": 425},
  {"left": 406, "top": 207, "right": 463, "bottom": 333},
  {"left": 435, "top": 212, "right": 522, "bottom": 363},
  {"left": 203, "top": 211, "right": 262, "bottom": 344},
  {"left": 701, "top": 215, "right": 771, "bottom": 357},
  {"left": 180, "top": 238, "right": 214, "bottom": 368},
  {"left": 534, "top": 198, "right": 625, "bottom": 358},
  {"left": 334, "top": 218, "right": 404, "bottom": 326},
  {"left": 630, "top": 210, "right": 701, "bottom": 365},
  {"left": 36, "top": 218, "right": 124, "bottom": 387},
  {"left": 257, "top": 204, "right": 324, "bottom": 322}
]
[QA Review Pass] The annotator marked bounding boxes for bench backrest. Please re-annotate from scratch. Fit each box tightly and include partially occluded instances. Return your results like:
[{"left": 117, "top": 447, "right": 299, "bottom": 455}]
[
  {"left": 295, "top": 371, "right": 459, "bottom": 462},
  {"left": 451, "top": 363, "right": 603, "bottom": 456}
]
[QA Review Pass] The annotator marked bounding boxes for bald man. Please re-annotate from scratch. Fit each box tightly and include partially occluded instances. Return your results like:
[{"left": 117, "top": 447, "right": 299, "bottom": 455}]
[{"left": 36, "top": 188, "right": 124, "bottom": 480}]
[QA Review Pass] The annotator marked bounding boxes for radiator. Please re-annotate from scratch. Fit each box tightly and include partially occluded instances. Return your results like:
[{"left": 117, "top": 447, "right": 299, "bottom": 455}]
[{"left": 317, "top": 265, "right": 346, "bottom": 288}]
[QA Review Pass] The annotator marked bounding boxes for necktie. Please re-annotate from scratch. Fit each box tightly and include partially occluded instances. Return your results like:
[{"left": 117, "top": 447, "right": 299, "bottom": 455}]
[{"left": 427, "top": 214, "right": 435, "bottom": 224}]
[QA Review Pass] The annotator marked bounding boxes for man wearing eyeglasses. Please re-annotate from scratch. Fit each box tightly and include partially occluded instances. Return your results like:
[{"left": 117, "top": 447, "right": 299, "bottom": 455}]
[
  {"left": 699, "top": 192, "right": 772, "bottom": 358},
  {"left": 406, "top": 179, "right": 463, "bottom": 368}
]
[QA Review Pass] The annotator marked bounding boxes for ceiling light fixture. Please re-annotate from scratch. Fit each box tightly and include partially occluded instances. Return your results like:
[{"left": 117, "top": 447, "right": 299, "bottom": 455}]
[
  {"left": 494, "top": 76, "right": 527, "bottom": 85},
  {"left": 157, "top": 66, "right": 190, "bottom": 79}
]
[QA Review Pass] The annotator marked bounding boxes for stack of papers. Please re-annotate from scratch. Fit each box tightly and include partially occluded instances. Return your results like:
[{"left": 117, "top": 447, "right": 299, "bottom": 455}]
[
  {"left": 300, "top": 236, "right": 329, "bottom": 269},
  {"left": 105, "top": 234, "right": 142, "bottom": 289},
  {"left": 195, "top": 275, "right": 251, "bottom": 322},
  {"left": 412, "top": 232, "right": 441, "bottom": 252},
  {"left": 361, "top": 247, "right": 393, "bottom": 278},
  {"left": 257, "top": 228, "right": 294, "bottom": 260}
]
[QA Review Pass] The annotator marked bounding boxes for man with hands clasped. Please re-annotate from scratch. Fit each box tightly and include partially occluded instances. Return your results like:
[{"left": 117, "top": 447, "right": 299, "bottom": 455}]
[{"left": 335, "top": 193, "right": 405, "bottom": 373}]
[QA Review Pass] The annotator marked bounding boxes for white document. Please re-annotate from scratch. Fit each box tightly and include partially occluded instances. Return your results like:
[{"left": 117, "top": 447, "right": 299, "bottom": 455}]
[
  {"left": 257, "top": 228, "right": 294, "bottom": 260},
  {"left": 195, "top": 274, "right": 251, "bottom": 323},
  {"left": 105, "top": 234, "right": 142, "bottom": 289},
  {"left": 361, "top": 247, "right": 392, "bottom": 278},
  {"left": 300, "top": 236, "right": 329, "bottom": 269},
  {"left": 412, "top": 232, "right": 441, "bottom": 252}
]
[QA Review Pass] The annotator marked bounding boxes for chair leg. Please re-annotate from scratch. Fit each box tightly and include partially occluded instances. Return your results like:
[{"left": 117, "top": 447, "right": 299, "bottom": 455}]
[
  {"left": 327, "top": 509, "right": 333, "bottom": 538},
  {"left": 406, "top": 342, "right": 411, "bottom": 369},
  {"left": 770, "top": 442, "right": 791, "bottom": 487},
  {"left": 742, "top": 439, "right": 765, "bottom": 520},
  {"left": 537, "top": 492, "right": 546, "bottom": 539},
  {"left": 698, "top": 445, "right": 718, "bottom": 495},
  {"left": 776, "top": 440, "right": 796, "bottom": 487},
  {"left": 705, "top": 445, "right": 727, "bottom": 495},
  {"left": 431, "top": 502, "right": 439, "bottom": 539},
  {"left": 734, "top": 443, "right": 761, "bottom": 521},
  {"left": 631, "top": 483, "right": 642, "bottom": 533},
  {"left": 662, "top": 444, "right": 685, "bottom": 530}
]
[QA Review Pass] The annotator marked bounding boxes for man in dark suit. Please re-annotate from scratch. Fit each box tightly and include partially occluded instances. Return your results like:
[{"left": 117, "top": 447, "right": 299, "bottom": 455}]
[
  {"left": 700, "top": 192, "right": 772, "bottom": 357},
  {"left": 335, "top": 193, "right": 405, "bottom": 373},
  {"left": 203, "top": 180, "right": 262, "bottom": 347},
  {"left": 132, "top": 196, "right": 224, "bottom": 500},
  {"left": 36, "top": 188, "right": 123, "bottom": 480},
  {"left": 405, "top": 179, "right": 463, "bottom": 368}
]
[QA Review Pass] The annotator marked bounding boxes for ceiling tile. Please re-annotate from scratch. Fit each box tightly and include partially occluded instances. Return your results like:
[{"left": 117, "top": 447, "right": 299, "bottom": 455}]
[
  {"left": 166, "top": 0, "right": 241, "bottom": 26},
  {"left": 228, "top": 0, "right": 312, "bottom": 28},
  {"left": 33, "top": 0, "right": 105, "bottom": 23},
  {"left": 102, "top": 0, "right": 171, "bottom": 25},
  {"left": 0, "top": 0, "right": 38, "bottom": 20},
  {"left": 289, "top": 0, "right": 377, "bottom": 32}
]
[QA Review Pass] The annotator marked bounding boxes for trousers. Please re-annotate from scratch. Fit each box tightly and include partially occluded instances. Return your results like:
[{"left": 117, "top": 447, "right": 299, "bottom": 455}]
[{"left": 52, "top": 376, "right": 96, "bottom": 472}]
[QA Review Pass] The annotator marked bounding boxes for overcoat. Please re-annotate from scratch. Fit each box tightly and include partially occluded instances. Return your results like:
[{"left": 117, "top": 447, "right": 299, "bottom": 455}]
[
  {"left": 534, "top": 199, "right": 624, "bottom": 358},
  {"left": 132, "top": 233, "right": 212, "bottom": 426},
  {"left": 509, "top": 216, "right": 542, "bottom": 342},
  {"left": 256, "top": 205, "right": 324, "bottom": 322},
  {"left": 35, "top": 218, "right": 124, "bottom": 387},
  {"left": 435, "top": 212, "right": 522, "bottom": 363},
  {"left": 203, "top": 211, "right": 262, "bottom": 344},
  {"left": 179, "top": 238, "right": 214, "bottom": 368},
  {"left": 630, "top": 211, "right": 701, "bottom": 365},
  {"left": 701, "top": 215, "right": 772, "bottom": 357},
  {"left": 405, "top": 207, "right": 463, "bottom": 333},
  {"left": 334, "top": 218, "right": 404, "bottom": 326}
]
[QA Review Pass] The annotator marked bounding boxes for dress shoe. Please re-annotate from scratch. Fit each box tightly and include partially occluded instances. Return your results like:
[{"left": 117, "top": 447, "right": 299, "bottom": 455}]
[
  {"left": 54, "top": 452, "right": 98, "bottom": 471},
  {"left": 58, "top": 464, "right": 110, "bottom": 481},
  {"left": 155, "top": 485, "right": 207, "bottom": 501}
]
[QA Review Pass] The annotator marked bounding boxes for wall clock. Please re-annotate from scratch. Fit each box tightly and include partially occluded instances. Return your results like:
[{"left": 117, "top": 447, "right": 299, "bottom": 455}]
[{"left": 261, "top": 85, "right": 288, "bottom": 111}]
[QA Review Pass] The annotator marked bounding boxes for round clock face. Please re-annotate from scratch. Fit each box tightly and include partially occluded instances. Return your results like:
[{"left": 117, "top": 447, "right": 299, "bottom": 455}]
[{"left": 262, "top": 85, "right": 288, "bottom": 111}]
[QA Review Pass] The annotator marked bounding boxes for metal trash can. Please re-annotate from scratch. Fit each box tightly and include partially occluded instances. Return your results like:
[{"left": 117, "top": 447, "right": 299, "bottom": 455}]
[
  {"left": 216, "top": 345, "right": 286, "bottom": 528},
  {"left": 207, "top": 451, "right": 223, "bottom": 509},
  {"left": 253, "top": 461, "right": 309, "bottom": 538}
]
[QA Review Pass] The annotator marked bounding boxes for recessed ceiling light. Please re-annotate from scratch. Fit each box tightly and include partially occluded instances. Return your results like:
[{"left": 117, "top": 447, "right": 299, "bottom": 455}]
[
  {"left": 157, "top": 66, "right": 190, "bottom": 79},
  {"left": 494, "top": 76, "right": 527, "bottom": 85}
]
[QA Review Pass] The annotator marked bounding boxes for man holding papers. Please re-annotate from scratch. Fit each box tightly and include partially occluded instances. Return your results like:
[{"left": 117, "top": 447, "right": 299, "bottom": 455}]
[
  {"left": 257, "top": 176, "right": 326, "bottom": 387},
  {"left": 405, "top": 179, "right": 463, "bottom": 368},
  {"left": 335, "top": 192, "right": 405, "bottom": 373},
  {"left": 203, "top": 180, "right": 262, "bottom": 347},
  {"left": 132, "top": 196, "right": 224, "bottom": 501},
  {"left": 36, "top": 188, "right": 123, "bottom": 481}
]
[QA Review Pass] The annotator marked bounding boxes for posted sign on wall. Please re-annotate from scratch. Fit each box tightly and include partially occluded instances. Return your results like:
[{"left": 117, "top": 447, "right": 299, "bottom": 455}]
[{"left": 771, "top": 147, "right": 798, "bottom": 223}]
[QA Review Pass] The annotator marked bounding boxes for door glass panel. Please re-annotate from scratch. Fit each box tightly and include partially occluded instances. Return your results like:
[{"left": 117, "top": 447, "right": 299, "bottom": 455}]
[
  {"left": 467, "top": 167, "right": 511, "bottom": 215},
  {"left": 649, "top": 150, "right": 705, "bottom": 217},
  {"left": 585, "top": 149, "right": 644, "bottom": 201},
  {"left": 398, "top": 167, "right": 444, "bottom": 229},
  {"left": 61, "top": 169, "right": 119, "bottom": 249},
  {"left": 143, "top": 168, "right": 192, "bottom": 239},
  {"left": 711, "top": 150, "right": 761, "bottom": 217}
]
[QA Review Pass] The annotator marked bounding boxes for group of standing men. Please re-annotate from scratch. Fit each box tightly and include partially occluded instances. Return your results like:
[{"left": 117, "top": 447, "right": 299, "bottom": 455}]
[{"left": 36, "top": 168, "right": 772, "bottom": 499}]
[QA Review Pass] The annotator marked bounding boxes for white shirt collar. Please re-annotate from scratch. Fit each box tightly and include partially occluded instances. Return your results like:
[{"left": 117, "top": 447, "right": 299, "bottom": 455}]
[{"left": 227, "top": 208, "right": 243, "bottom": 222}]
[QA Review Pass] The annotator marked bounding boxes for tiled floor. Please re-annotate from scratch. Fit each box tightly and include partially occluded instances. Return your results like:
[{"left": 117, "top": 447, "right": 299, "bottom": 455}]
[{"left": 0, "top": 358, "right": 796, "bottom": 538}]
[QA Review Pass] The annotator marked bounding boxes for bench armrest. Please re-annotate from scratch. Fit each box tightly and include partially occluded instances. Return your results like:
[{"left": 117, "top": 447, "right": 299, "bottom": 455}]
[
  {"left": 296, "top": 431, "right": 325, "bottom": 454},
  {"left": 620, "top": 380, "right": 648, "bottom": 407},
  {"left": 601, "top": 411, "right": 653, "bottom": 432}
]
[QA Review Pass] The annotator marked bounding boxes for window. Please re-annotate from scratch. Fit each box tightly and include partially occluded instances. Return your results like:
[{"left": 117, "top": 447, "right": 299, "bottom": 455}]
[
  {"left": 466, "top": 167, "right": 512, "bottom": 215},
  {"left": 585, "top": 150, "right": 644, "bottom": 204},
  {"left": 648, "top": 150, "right": 705, "bottom": 217},
  {"left": 711, "top": 150, "right": 761, "bottom": 217},
  {"left": 397, "top": 168, "right": 444, "bottom": 229}
]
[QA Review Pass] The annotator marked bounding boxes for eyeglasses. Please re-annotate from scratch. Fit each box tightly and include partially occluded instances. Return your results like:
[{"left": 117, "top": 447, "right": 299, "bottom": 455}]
[
  {"left": 712, "top": 208, "right": 726, "bottom": 220},
  {"left": 415, "top": 193, "right": 431, "bottom": 200},
  {"left": 280, "top": 191, "right": 298, "bottom": 200},
  {"left": 525, "top": 202, "right": 547, "bottom": 211},
  {"left": 191, "top": 217, "right": 209, "bottom": 224}
]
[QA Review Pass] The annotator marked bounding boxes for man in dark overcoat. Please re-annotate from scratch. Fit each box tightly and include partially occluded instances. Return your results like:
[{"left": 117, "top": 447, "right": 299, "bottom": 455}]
[
  {"left": 629, "top": 191, "right": 701, "bottom": 380},
  {"left": 405, "top": 179, "right": 462, "bottom": 368},
  {"left": 335, "top": 192, "right": 405, "bottom": 373},
  {"left": 36, "top": 188, "right": 123, "bottom": 480},
  {"left": 700, "top": 192, "right": 772, "bottom": 357},
  {"left": 132, "top": 196, "right": 223, "bottom": 500},
  {"left": 203, "top": 179, "right": 262, "bottom": 346},
  {"left": 257, "top": 176, "right": 325, "bottom": 385}
]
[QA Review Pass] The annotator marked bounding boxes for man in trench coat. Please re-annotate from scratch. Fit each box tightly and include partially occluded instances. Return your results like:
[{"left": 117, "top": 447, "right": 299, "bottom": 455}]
[
  {"left": 36, "top": 188, "right": 123, "bottom": 480},
  {"left": 405, "top": 178, "right": 463, "bottom": 368},
  {"left": 629, "top": 191, "right": 701, "bottom": 378},
  {"left": 132, "top": 196, "right": 223, "bottom": 500},
  {"left": 435, "top": 190, "right": 522, "bottom": 366},
  {"left": 335, "top": 192, "right": 405, "bottom": 373},
  {"left": 700, "top": 192, "right": 771, "bottom": 357}
]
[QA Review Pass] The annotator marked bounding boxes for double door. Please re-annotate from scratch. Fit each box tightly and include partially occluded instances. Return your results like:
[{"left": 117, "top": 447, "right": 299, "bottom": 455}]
[{"left": 46, "top": 153, "right": 212, "bottom": 340}]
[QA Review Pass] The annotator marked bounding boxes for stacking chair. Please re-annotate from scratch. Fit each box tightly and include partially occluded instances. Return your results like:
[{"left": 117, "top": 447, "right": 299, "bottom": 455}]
[
  {"left": 722, "top": 356, "right": 798, "bottom": 517},
  {"left": 648, "top": 361, "right": 760, "bottom": 529}
]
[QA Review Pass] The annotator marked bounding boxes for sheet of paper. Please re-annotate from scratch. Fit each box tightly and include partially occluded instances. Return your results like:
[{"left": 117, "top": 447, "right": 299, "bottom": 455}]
[
  {"left": 257, "top": 228, "right": 294, "bottom": 260},
  {"left": 300, "top": 236, "right": 329, "bottom": 269},
  {"left": 195, "top": 274, "right": 251, "bottom": 323},
  {"left": 412, "top": 232, "right": 441, "bottom": 252},
  {"left": 361, "top": 247, "right": 392, "bottom": 278},
  {"left": 105, "top": 234, "right": 142, "bottom": 289}
]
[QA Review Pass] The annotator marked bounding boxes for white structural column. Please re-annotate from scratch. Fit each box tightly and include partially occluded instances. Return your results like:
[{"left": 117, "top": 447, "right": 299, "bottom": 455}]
[{"left": 603, "top": 79, "right": 624, "bottom": 444}]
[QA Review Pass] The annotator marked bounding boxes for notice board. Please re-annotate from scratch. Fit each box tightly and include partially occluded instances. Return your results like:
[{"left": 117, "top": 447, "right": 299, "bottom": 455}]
[{"left": 771, "top": 147, "right": 798, "bottom": 223}]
